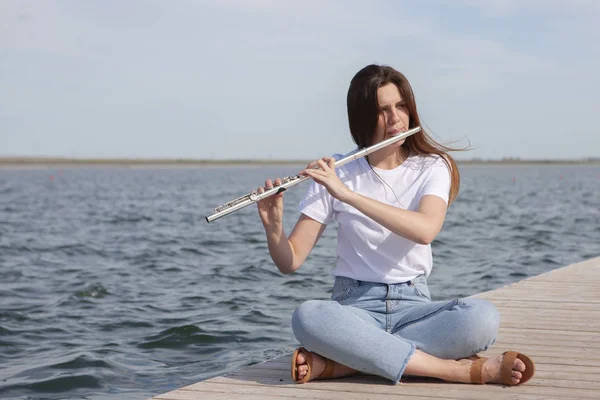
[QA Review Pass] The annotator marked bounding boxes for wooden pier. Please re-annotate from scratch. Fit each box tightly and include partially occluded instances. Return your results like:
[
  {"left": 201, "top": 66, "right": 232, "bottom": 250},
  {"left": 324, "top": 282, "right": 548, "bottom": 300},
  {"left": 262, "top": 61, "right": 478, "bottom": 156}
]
[{"left": 151, "top": 256, "right": 600, "bottom": 399}]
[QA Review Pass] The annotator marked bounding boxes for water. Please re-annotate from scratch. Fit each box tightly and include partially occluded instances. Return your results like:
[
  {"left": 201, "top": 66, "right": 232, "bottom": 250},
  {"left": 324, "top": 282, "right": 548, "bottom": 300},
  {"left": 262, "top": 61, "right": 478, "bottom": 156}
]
[{"left": 0, "top": 164, "right": 598, "bottom": 399}]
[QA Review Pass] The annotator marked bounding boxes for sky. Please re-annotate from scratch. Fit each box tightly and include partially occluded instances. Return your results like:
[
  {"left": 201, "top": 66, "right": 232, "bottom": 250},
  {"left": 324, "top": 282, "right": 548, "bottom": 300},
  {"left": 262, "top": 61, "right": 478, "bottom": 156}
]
[{"left": 1, "top": 0, "right": 599, "bottom": 160}]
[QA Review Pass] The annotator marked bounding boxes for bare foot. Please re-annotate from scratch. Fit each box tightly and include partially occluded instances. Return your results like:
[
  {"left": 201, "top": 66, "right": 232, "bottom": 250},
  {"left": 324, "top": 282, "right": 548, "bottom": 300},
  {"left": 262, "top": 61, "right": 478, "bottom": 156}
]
[
  {"left": 463, "top": 354, "right": 527, "bottom": 384},
  {"left": 295, "top": 350, "right": 326, "bottom": 381},
  {"left": 295, "top": 349, "right": 358, "bottom": 382}
]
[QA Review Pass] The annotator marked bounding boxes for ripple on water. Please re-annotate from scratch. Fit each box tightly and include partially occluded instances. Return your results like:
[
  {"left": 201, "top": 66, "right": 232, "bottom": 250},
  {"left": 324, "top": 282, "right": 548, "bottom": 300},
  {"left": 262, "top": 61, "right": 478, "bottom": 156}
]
[
  {"left": 30, "top": 374, "right": 103, "bottom": 392},
  {"left": 74, "top": 284, "right": 109, "bottom": 299},
  {"left": 240, "top": 309, "right": 278, "bottom": 324},
  {"left": 138, "top": 325, "right": 247, "bottom": 350},
  {"left": 508, "top": 272, "right": 528, "bottom": 278},
  {"left": 51, "top": 354, "right": 112, "bottom": 370},
  {"left": 106, "top": 215, "right": 153, "bottom": 224},
  {"left": 1, "top": 164, "right": 598, "bottom": 400}
]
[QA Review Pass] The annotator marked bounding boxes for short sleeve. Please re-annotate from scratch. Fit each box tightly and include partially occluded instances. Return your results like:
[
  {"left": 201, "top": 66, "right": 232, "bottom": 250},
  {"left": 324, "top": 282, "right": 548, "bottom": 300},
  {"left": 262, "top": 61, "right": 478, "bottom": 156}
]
[
  {"left": 298, "top": 177, "right": 335, "bottom": 225},
  {"left": 298, "top": 181, "right": 333, "bottom": 225},
  {"left": 419, "top": 157, "right": 451, "bottom": 204}
]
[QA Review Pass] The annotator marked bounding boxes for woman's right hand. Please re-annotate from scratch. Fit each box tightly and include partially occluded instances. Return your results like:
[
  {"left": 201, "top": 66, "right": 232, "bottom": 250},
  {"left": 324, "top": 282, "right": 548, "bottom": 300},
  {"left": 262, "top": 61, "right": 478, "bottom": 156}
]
[{"left": 256, "top": 178, "right": 284, "bottom": 231}]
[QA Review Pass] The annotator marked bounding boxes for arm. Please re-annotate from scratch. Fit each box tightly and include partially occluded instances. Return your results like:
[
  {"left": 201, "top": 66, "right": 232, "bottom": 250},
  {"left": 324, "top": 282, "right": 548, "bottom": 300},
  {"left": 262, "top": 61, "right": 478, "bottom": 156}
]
[
  {"left": 265, "top": 214, "right": 326, "bottom": 274},
  {"left": 257, "top": 178, "right": 327, "bottom": 274},
  {"left": 343, "top": 193, "right": 447, "bottom": 245},
  {"left": 302, "top": 157, "right": 448, "bottom": 245}
]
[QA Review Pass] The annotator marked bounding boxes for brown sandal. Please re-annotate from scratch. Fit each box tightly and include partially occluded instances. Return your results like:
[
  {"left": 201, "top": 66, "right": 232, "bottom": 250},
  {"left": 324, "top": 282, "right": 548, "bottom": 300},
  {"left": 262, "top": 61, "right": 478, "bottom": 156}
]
[
  {"left": 470, "top": 351, "right": 535, "bottom": 385},
  {"left": 291, "top": 347, "right": 336, "bottom": 383}
]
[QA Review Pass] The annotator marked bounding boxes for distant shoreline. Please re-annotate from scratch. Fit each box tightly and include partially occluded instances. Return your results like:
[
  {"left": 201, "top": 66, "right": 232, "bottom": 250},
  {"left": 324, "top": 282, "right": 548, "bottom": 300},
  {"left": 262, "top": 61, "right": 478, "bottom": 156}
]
[{"left": 0, "top": 157, "right": 599, "bottom": 167}]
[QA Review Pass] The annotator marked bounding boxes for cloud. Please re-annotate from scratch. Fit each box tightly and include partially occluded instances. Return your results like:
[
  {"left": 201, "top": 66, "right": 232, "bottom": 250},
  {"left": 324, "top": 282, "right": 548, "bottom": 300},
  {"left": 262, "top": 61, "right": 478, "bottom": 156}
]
[
  {"left": 0, "top": 0, "right": 76, "bottom": 52},
  {"left": 0, "top": 0, "right": 597, "bottom": 158},
  {"left": 458, "top": 0, "right": 599, "bottom": 16}
]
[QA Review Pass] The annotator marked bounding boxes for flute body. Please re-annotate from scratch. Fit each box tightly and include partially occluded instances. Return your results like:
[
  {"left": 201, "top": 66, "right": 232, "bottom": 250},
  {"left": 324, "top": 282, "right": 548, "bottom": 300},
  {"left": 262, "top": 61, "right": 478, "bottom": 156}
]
[{"left": 205, "top": 126, "right": 421, "bottom": 223}]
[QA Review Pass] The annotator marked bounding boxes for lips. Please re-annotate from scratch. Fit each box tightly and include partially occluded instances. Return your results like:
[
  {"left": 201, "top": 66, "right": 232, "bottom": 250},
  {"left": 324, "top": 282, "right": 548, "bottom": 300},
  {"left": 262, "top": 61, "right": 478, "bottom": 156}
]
[{"left": 387, "top": 129, "right": 404, "bottom": 136}]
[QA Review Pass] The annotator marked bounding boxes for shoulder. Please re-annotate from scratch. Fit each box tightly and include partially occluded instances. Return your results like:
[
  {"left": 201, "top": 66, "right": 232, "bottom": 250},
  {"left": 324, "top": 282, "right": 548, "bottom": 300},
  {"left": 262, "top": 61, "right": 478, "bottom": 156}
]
[
  {"left": 406, "top": 153, "right": 449, "bottom": 172},
  {"left": 332, "top": 151, "right": 366, "bottom": 178}
]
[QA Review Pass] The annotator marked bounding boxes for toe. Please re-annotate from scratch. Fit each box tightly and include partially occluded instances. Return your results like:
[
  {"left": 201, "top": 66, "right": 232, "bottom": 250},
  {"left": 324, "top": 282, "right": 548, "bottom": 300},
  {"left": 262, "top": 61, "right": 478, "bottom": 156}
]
[
  {"left": 510, "top": 369, "right": 522, "bottom": 384},
  {"left": 514, "top": 358, "right": 526, "bottom": 372},
  {"left": 512, "top": 370, "right": 522, "bottom": 380},
  {"left": 298, "top": 365, "right": 308, "bottom": 377},
  {"left": 297, "top": 352, "right": 306, "bottom": 365}
]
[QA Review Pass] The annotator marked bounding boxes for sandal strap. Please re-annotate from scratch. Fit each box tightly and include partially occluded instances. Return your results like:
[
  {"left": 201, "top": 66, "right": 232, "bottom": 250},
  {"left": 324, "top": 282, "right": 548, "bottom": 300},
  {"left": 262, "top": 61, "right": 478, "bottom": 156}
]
[
  {"left": 469, "top": 357, "right": 487, "bottom": 384},
  {"left": 501, "top": 351, "right": 518, "bottom": 386},
  {"left": 317, "top": 357, "right": 336, "bottom": 379}
]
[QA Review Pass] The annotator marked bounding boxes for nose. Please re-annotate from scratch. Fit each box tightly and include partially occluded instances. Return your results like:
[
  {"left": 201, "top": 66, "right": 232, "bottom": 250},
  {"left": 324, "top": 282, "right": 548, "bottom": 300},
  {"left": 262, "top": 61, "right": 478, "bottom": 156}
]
[{"left": 388, "top": 108, "right": 401, "bottom": 126}]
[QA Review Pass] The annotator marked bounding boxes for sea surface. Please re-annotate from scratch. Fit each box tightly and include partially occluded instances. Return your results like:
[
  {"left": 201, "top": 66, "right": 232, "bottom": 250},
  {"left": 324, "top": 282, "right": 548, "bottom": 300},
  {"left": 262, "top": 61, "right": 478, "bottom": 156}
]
[{"left": 0, "top": 164, "right": 598, "bottom": 399}]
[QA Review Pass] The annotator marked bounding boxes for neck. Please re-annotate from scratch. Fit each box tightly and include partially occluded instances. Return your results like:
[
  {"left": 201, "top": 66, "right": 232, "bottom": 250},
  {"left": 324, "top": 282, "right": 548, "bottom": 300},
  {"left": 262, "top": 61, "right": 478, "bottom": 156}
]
[{"left": 368, "top": 146, "right": 408, "bottom": 170}]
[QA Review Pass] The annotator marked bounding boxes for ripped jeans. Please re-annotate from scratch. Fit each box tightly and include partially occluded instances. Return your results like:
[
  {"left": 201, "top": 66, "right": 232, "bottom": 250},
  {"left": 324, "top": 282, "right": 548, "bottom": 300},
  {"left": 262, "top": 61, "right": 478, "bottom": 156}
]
[{"left": 291, "top": 275, "right": 500, "bottom": 384}]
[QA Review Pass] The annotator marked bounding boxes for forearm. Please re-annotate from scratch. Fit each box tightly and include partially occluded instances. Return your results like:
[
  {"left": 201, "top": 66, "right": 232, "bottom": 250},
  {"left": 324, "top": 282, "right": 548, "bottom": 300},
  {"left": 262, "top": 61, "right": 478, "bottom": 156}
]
[
  {"left": 344, "top": 192, "right": 440, "bottom": 245},
  {"left": 264, "top": 226, "right": 296, "bottom": 274}
]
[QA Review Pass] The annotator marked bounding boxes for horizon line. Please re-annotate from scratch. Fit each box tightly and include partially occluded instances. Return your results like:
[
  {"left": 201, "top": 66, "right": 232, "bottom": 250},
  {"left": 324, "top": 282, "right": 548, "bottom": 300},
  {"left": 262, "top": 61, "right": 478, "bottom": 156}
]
[{"left": 1, "top": 156, "right": 599, "bottom": 165}]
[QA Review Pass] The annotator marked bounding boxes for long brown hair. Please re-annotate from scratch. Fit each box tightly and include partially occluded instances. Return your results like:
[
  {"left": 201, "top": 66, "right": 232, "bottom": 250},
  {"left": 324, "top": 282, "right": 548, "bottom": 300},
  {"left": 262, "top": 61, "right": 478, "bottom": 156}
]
[{"left": 347, "top": 64, "right": 461, "bottom": 204}]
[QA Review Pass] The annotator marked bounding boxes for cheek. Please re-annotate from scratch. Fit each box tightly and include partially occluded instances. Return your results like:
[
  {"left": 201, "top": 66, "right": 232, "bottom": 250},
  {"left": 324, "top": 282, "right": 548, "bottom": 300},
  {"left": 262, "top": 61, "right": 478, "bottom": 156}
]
[
  {"left": 401, "top": 111, "right": 410, "bottom": 123},
  {"left": 375, "top": 116, "right": 386, "bottom": 131}
]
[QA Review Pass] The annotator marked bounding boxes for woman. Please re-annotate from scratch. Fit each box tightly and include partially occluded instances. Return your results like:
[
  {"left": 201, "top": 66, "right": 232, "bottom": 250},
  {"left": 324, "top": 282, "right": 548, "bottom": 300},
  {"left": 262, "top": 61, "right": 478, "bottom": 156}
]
[{"left": 256, "top": 64, "right": 534, "bottom": 386}]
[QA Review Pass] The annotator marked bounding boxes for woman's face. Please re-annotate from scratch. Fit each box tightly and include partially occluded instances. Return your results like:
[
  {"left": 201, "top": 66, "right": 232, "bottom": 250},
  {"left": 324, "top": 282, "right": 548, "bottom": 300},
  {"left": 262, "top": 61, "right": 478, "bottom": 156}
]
[{"left": 372, "top": 83, "right": 410, "bottom": 145}]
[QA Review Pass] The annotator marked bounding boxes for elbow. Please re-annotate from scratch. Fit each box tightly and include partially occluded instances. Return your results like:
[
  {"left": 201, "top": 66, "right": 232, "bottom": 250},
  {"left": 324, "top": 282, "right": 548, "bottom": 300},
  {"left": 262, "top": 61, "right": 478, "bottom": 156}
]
[
  {"left": 415, "top": 231, "right": 437, "bottom": 246},
  {"left": 277, "top": 263, "right": 300, "bottom": 275},
  {"left": 414, "top": 220, "right": 443, "bottom": 245},
  {"left": 415, "top": 238, "right": 432, "bottom": 246}
]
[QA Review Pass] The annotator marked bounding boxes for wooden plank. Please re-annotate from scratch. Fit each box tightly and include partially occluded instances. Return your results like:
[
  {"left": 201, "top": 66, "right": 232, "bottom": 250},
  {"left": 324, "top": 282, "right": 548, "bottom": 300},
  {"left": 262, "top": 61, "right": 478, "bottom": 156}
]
[
  {"left": 172, "top": 381, "right": 493, "bottom": 400},
  {"left": 200, "top": 375, "right": 600, "bottom": 399},
  {"left": 493, "top": 338, "right": 600, "bottom": 350},
  {"left": 149, "top": 256, "right": 600, "bottom": 400},
  {"left": 485, "top": 300, "right": 600, "bottom": 311},
  {"left": 218, "top": 368, "right": 600, "bottom": 389},
  {"left": 497, "top": 326, "right": 600, "bottom": 340},
  {"left": 493, "top": 307, "right": 600, "bottom": 317}
]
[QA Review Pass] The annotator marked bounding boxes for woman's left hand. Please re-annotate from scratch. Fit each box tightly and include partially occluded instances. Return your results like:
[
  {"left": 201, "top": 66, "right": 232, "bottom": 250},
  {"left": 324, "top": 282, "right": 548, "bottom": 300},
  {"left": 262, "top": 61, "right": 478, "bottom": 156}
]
[{"left": 301, "top": 157, "right": 353, "bottom": 202}]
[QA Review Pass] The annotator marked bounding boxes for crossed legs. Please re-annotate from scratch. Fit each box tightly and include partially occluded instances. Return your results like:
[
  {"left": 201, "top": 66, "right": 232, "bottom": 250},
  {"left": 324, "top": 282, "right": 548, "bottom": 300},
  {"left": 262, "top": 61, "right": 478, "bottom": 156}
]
[{"left": 291, "top": 298, "right": 530, "bottom": 384}]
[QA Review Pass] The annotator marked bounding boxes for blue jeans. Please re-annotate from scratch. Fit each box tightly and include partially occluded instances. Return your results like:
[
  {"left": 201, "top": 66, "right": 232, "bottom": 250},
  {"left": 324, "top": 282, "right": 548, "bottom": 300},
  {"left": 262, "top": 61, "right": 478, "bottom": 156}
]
[{"left": 291, "top": 275, "right": 500, "bottom": 384}]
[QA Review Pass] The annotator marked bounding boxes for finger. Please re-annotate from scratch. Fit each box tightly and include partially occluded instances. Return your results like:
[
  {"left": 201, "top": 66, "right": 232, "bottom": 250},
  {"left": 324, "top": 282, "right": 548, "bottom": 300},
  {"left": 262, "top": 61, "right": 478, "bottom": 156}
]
[
  {"left": 304, "top": 169, "right": 326, "bottom": 180},
  {"left": 312, "top": 170, "right": 329, "bottom": 178},
  {"left": 274, "top": 178, "right": 282, "bottom": 186},
  {"left": 265, "top": 179, "right": 273, "bottom": 189},
  {"left": 302, "top": 169, "right": 319, "bottom": 179},
  {"left": 257, "top": 187, "right": 264, "bottom": 194},
  {"left": 321, "top": 156, "right": 335, "bottom": 169},
  {"left": 316, "top": 159, "right": 330, "bottom": 171},
  {"left": 299, "top": 164, "right": 317, "bottom": 175}
]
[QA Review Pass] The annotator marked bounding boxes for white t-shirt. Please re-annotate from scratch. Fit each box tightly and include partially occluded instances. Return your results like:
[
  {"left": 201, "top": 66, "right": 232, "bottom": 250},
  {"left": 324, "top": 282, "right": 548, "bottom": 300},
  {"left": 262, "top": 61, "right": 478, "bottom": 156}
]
[{"left": 298, "top": 152, "right": 451, "bottom": 284}]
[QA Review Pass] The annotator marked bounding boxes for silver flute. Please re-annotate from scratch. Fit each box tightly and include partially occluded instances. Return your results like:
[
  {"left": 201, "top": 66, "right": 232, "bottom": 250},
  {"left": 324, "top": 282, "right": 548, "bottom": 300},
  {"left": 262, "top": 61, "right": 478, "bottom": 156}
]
[{"left": 205, "top": 126, "right": 421, "bottom": 223}]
